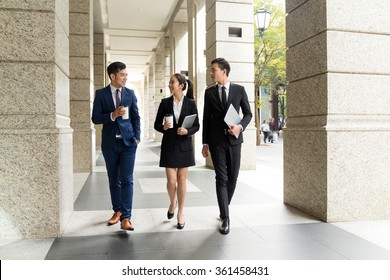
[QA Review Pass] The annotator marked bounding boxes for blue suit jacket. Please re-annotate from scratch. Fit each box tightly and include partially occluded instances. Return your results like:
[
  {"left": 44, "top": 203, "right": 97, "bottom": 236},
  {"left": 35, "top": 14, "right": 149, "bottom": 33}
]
[{"left": 92, "top": 85, "right": 141, "bottom": 149}]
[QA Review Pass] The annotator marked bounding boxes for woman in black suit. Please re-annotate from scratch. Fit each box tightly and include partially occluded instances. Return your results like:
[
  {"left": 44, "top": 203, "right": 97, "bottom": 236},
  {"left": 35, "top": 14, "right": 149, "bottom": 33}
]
[{"left": 154, "top": 73, "right": 199, "bottom": 229}]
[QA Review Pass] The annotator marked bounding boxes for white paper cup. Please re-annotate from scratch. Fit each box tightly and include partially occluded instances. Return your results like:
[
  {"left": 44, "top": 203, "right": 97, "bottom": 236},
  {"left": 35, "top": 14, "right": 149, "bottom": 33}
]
[
  {"left": 165, "top": 114, "right": 173, "bottom": 128},
  {"left": 122, "top": 106, "right": 129, "bottom": 119}
]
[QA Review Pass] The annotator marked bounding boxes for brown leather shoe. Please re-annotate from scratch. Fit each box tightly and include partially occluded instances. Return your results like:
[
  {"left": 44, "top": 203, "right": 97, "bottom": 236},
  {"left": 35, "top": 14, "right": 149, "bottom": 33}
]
[
  {"left": 121, "top": 218, "right": 134, "bottom": 231},
  {"left": 107, "top": 211, "right": 122, "bottom": 225}
]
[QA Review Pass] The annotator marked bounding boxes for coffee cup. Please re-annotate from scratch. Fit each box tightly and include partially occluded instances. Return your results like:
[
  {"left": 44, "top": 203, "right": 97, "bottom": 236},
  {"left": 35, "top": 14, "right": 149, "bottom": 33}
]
[
  {"left": 122, "top": 106, "right": 129, "bottom": 119},
  {"left": 164, "top": 114, "right": 173, "bottom": 128}
]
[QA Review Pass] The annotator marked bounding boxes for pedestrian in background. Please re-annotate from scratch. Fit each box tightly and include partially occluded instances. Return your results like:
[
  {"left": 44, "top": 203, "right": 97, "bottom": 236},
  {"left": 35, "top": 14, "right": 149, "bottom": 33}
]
[{"left": 261, "top": 120, "right": 270, "bottom": 143}]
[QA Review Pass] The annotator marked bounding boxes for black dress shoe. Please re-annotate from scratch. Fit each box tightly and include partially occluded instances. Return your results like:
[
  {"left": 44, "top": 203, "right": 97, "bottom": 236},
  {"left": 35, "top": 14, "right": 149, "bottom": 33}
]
[
  {"left": 219, "top": 218, "right": 230, "bottom": 235},
  {"left": 177, "top": 222, "right": 185, "bottom": 230},
  {"left": 167, "top": 210, "right": 174, "bottom": 220}
]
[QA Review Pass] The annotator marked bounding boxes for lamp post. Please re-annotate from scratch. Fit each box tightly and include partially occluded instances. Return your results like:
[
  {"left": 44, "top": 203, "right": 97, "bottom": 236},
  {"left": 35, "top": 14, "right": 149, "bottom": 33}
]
[
  {"left": 254, "top": 6, "right": 271, "bottom": 38},
  {"left": 277, "top": 84, "right": 286, "bottom": 128},
  {"left": 270, "top": 84, "right": 285, "bottom": 131},
  {"left": 254, "top": 5, "right": 271, "bottom": 145}
]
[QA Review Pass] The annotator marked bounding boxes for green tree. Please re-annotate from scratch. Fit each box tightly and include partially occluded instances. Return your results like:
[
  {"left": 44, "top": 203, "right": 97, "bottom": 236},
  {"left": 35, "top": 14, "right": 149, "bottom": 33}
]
[{"left": 254, "top": 0, "right": 286, "bottom": 145}]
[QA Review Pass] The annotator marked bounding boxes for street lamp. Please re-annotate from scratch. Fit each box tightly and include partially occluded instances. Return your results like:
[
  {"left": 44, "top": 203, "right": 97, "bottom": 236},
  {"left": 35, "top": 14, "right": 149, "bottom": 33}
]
[
  {"left": 276, "top": 84, "right": 286, "bottom": 128},
  {"left": 254, "top": 5, "right": 271, "bottom": 145},
  {"left": 254, "top": 6, "right": 271, "bottom": 37}
]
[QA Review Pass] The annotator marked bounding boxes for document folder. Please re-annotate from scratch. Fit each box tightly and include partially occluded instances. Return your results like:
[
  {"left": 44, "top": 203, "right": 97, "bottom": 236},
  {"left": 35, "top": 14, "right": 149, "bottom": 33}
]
[{"left": 224, "top": 104, "right": 241, "bottom": 139}]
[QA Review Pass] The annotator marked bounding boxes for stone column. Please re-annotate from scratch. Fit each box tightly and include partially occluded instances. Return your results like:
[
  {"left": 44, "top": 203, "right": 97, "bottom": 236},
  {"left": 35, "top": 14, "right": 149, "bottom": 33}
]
[
  {"left": 143, "top": 71, "right": 150, "bottom": 139},
  {"left": 93, "top": 33, "right": 106, "bottom": 149},
  {"left": 148, "top": 63, "right": 156, "bottom": 140},
  {"left": 154, "top": 42, "right": 166, "bottom": 142},
  {"left": 69, "top": 0, "right": 94, "bottom": 172},
  {"left": 164, "top": 36, "right": 172, "bottom": 94},
  {"left": 189, "top": 0, "right": 207, "bottom": 160},
  {"left": 172, "top": 22, "right": 189, "bottom": 73},
  {"left": 0, "top": 0, "right": 73, "bottom": 238},
  {"left": 133, "top": 80, "right": 144, "bottom": 139},
  {"left": 284, "top": 0, "right": 390, "bottom": 222},
  {"left": 205, "top": 0, "right": 256, "bottom": 169}
]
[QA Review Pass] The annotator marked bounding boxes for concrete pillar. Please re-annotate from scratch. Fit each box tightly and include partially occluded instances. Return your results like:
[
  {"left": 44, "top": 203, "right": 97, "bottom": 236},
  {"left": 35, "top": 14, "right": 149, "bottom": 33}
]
[
  {"left": 143, "top": 71, "right": 150, "bottom": 139},
  {"left": 93, "top": 33, "right": 105, "bottom": 149},
  {"left": 164, "top": 36, "right": 172, "bottom": 94},
  {"left": 154, "top": 42, "right": 166, "bottom": 142},
  {"left": 129, "top": 80, "right": 144, "bottom": 139},
  {"left": 0, "top": 0, "right": 73, "bottom": 238},
  {"left": 188, "top": 0, "right": 207, "bottom": 161},
  {"left": 284, "top": 0, "right": 390, "bottom": 222},
  {"left": 172, "top": 22, "right": 189, "bottom": 73},
  {"left": 187, "top": 0, "right": 196, "bottom": 82},
  {"left": 148, "top": 63, "right": 156, "bottom": 140},
  {"left": 69, "top": 0, "right": 95, "bottom": 172},
  {"left": 205, "top": 0, "right": 256, "bottom": 169}
]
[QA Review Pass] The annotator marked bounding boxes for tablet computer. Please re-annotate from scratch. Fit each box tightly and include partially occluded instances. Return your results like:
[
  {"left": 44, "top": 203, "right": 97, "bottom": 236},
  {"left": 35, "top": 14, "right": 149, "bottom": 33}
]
[{"left": 182, "top": 114, "right": 197, "bottom": 129}]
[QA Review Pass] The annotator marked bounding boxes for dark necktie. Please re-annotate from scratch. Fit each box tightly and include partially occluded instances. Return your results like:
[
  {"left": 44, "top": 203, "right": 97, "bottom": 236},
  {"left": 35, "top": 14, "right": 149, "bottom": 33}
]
[
  {"left": 115, "top": 89, "right": 121, "bottom": 137},
  {"left": 115, "top": 89, "right": 121, "bottom": 108},
  {"left": 221, "top": 86, "right": 227, "bottom": 109}
]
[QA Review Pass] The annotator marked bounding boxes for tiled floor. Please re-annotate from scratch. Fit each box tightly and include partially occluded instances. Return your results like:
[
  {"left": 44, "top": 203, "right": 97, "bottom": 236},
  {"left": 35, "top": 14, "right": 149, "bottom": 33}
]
[{"left": 1, "top": 138, "right": 390, "bottom": 260}]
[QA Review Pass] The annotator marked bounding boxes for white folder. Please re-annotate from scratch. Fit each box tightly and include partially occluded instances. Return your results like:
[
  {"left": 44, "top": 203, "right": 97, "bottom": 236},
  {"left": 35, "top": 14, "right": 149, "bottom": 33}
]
[{"left": 224, "top": 104, "right": 241, "bottom": 138}]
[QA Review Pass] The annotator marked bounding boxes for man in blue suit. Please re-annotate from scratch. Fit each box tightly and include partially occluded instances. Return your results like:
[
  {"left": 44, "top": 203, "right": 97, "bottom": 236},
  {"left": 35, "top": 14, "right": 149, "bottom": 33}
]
[
  {"left": 202, "top": 58, "right": 252, "bottom": 234},
  {"left": 92, "top": 61, "right": 141, "bottom": 231}
]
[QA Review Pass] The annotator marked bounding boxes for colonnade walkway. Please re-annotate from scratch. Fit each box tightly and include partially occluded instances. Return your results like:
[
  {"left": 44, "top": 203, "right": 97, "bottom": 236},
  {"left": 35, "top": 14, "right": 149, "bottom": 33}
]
[{"left": 1, "top": 138, "right": 390, "bottom": 260}]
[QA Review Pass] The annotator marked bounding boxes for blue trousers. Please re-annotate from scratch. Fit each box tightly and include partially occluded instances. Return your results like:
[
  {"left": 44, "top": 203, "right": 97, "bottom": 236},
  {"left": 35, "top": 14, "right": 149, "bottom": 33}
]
[{"left": 102, "top": 139, "right": 137, "bottom": 220}]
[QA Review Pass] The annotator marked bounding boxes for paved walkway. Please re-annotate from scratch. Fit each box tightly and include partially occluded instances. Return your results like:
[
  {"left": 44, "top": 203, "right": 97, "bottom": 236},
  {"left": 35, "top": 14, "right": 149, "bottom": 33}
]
[{"left": 1, "top": 137, "right": 390, "bottom": 260}]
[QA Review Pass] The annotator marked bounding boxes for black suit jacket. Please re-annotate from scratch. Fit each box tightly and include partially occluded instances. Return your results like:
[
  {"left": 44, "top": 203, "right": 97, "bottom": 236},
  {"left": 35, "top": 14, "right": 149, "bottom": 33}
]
[
  {"left": 154, "top": 95, "right": 200, "bottom": 152},
  {"left": 202, "top": 83, "right": 252, "bottom": 146}
]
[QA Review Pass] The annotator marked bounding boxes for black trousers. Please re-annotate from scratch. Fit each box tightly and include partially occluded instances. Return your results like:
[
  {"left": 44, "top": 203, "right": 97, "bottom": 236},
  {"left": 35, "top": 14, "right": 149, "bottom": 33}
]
[{"left": 209, "top": 141, "right": 241, "bottom": 220}]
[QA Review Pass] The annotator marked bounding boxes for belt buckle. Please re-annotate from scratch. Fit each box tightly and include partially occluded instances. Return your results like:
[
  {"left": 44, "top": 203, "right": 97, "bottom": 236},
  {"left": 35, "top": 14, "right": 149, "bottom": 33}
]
[{"left": 115, "top": 134, "right": 123, "bottom": 139}]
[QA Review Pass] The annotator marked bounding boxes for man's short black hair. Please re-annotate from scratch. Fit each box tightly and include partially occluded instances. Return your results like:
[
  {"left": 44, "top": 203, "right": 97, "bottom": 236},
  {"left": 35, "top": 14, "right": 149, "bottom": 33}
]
[
  {"left": 107, "top": 61, "right": 126, "bottom": 79},
  {"left": 211, "top": 57, "right": 230, "bottom": 77}
]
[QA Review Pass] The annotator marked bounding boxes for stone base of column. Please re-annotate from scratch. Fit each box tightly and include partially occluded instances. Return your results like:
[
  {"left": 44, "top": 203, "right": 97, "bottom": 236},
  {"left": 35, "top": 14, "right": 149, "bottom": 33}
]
[
  {"left": 204, "top": 125, "right": 257, "bottom": 170},
  {"left": 73, "top": 128, "right": 95, "bottom": 172},
  {"left": 241, "top": 126, "right": 257, "bottom": 170},
  {"left": 94, "top": 124, "right": 102, "bottom": 148},
  {"left": 154, "top": 132, "right": 163, "bottom": 142},
  {"left": 284, "top": 128, "right": 390, "bottom": 222},
  {"left": 0, "top": 129, "right": 74, "bottom": 239}
]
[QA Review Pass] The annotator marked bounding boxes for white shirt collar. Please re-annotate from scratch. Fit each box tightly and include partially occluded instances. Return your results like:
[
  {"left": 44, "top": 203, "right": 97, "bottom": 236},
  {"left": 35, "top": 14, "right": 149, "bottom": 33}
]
[
  {"left": 110, "top": 85, "right": 121, "bottom": 94},
  {"left": 219, "top": 82, "right": 230, "bottom": 91}
]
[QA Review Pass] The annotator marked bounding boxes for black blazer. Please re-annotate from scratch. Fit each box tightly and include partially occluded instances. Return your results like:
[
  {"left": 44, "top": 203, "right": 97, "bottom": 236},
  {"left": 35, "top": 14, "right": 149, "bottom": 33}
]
[
  {"left": 92, "top": 85, "right": 141, "bottom": 148},
  {"left": 202, "top": 83, "right": 252, "bottom": 146},
  {"left": 154, "top": 95, "right": 200, "bottom": 152}
]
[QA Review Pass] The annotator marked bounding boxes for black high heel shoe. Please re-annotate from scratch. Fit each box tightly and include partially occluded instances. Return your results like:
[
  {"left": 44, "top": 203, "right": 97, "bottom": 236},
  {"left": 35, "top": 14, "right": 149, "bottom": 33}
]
[
  {"left": 177, "top": 221, "right": 185, "bottom": 230},
  {"left": 177, "top": 213, "right": 185, "bottom": 229},
  {"left": 167, "top": 210, "right": 174, "bottom": 220}
]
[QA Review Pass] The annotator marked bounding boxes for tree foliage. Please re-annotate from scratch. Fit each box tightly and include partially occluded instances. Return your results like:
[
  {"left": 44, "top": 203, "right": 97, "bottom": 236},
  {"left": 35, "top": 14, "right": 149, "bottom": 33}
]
[{"left": 254, "top": 0, "right": 286, "bottom": 91}]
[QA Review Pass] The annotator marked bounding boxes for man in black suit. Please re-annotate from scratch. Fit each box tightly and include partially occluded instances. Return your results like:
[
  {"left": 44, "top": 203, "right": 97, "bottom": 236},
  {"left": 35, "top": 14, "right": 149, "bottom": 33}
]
[
  {"left": 202, "top": 58, "right": 252, "bottom": 234},
  {"left": 92, "top": 61, "right": 141, "bottom": 231}
]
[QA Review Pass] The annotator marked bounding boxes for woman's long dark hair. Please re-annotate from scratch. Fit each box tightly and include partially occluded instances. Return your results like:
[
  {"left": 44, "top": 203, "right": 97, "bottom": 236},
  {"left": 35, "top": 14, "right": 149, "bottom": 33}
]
[{"left": 172, "top": 73, "right": 194, "bottom": 100}]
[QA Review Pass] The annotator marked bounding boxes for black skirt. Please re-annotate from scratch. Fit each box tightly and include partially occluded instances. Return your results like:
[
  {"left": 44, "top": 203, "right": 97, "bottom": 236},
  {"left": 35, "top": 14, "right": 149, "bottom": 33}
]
[{"left": 159, "top": 145, "right": 195, "bottom": 168}]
